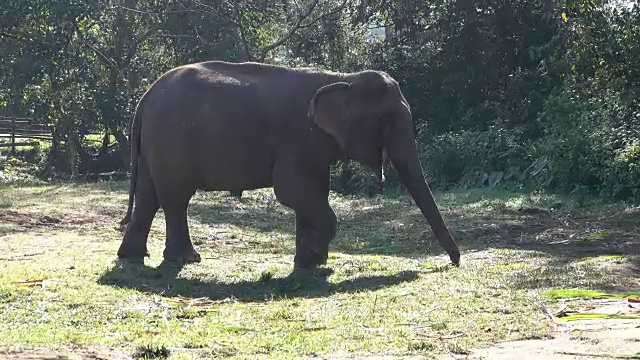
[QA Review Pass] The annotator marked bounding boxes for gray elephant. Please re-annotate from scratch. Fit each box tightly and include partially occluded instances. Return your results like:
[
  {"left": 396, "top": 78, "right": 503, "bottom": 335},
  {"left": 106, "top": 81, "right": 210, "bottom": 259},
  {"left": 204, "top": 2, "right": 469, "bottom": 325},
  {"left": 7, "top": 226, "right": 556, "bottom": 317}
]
[{"left": 117, "top": 61, "right": 460, "bottom": 269}]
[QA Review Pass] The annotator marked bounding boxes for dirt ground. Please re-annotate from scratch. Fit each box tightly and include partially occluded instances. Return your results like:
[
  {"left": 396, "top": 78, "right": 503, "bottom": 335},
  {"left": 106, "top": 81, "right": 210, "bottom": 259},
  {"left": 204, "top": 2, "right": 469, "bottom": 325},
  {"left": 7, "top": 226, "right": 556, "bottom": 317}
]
[
  {"left": 0, "top": 347, "right": 131, "bottom": 360},
  {"left": 447, "top": 297, "right": 640, "bottom": 360},
  {"left": 457, "top": 322, "right": 640, "bottom": 360},
  {"left": 0, "top": 210, "right": 100, "bottom": 231}
]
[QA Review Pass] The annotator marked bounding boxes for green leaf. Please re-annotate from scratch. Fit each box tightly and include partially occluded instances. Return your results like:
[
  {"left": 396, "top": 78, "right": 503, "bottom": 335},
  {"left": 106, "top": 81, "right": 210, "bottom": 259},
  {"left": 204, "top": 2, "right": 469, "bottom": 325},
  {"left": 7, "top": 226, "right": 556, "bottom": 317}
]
[
  {"left": 543, "top": 289, "right": 640, "bottom": 300},
  {"left": 558, "top": 313, "right": 640, "bottom": 321}
]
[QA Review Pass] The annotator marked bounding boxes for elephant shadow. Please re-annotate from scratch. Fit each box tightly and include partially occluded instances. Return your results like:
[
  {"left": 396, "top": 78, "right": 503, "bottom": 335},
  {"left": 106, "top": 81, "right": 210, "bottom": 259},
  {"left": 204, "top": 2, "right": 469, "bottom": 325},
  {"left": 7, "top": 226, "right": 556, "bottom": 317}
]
[{"left": 97, "top": 260, "right": 422, "bottom": 301}]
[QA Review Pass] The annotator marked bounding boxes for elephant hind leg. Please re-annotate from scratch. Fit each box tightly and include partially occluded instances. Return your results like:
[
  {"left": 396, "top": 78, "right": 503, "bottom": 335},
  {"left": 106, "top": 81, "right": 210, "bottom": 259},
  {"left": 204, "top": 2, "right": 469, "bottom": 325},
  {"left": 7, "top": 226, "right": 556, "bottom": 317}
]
[
  {"left": 153, "top": 181, "right": 200, "bottom": 264},
  {"left": 161, "top": 199, "right": 200, "bottom": 264},
  {"left": 117, "top": 158, "right": 159, "bottom": 260}
]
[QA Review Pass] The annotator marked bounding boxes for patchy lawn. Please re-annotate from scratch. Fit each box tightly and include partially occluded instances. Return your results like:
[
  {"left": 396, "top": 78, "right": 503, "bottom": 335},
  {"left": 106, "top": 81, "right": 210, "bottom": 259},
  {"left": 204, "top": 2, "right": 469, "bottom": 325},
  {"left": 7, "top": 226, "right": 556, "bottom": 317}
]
[{"left": 0, "top": 182, "right": 638, "bottom": 359}]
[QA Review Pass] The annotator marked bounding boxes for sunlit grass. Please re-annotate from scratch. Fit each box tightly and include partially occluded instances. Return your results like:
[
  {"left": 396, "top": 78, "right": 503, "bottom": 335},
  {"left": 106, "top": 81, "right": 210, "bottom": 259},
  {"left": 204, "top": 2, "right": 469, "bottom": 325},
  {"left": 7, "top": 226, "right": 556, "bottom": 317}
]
[{"left": 0, "top": 182, "right": 637, "bottom": 359}]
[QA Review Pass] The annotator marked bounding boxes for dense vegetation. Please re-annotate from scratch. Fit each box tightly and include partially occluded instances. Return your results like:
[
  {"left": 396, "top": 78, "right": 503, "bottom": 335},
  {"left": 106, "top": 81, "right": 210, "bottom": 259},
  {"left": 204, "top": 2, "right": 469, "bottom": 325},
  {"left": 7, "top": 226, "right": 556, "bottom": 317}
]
[{"left": 2, "top": 0, "right": 640, "bottom": 201}]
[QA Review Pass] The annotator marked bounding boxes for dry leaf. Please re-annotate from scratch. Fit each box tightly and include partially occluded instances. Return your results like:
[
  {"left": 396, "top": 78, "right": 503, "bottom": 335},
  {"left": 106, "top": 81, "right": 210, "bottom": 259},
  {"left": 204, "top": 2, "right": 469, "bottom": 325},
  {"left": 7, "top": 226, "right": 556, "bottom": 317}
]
[
  {"left": 13, "top": 279, "right": 44, "bottom": 287},
  {"left": 553, "top": 304, "right": 570, "bottom": 317},
  {"left": 303, "top": 326, "right": 328, "bottom": 332},
  {"left": 160, "top": 296, "right": 234, "bottom": 309},
  {"left": 416, "top": 331, "right": 465, "bottom": 340}
]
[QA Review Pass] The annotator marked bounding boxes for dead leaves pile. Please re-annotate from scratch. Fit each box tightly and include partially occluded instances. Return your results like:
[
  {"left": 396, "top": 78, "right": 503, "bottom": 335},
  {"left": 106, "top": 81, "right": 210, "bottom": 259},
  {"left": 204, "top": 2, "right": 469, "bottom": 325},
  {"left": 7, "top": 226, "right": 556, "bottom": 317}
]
[
  {"left": 552, "top": 297, "right": 640, "bottom": 321},
  {"left": 544, "top": 289, "right": 640, "bottom": 322}
]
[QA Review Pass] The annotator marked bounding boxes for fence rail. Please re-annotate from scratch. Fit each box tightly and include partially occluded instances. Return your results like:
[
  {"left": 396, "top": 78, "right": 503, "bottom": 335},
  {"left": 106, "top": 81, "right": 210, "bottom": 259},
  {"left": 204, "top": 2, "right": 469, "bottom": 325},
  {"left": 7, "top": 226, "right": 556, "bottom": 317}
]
[{"left": 0, "top": 116, "right": 52, "bottom": 156}]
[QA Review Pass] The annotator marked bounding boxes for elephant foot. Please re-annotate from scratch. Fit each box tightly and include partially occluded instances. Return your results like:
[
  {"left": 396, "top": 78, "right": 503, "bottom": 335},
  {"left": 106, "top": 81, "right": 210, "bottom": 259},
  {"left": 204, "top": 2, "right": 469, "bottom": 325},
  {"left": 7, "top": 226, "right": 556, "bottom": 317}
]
[
  {"left": 294, "top": 249, "right": 328, "bottom": 270},
  {"left": 117, "top": 242, "right": 150, "bottom": 262},
  {"left": 289, "top": 266, "right": 334, "bottom": 279},
  {"left": 163, "top": 246, "right": 201, "bottom": 265},
  {"left": 449, "top": 251, "right": 461, "bottom": 267}
]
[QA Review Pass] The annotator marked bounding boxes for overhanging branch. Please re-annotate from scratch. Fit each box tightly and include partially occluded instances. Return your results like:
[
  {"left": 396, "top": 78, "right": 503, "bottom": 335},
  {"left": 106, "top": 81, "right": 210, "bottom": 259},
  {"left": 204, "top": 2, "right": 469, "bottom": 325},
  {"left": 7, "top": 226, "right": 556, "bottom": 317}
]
[
  {"left": 299, "top": 0, "right": 349, "bottom": 29},
  {"left": 74, "top": 24, "right": 126, "bottom": 80},
  {"left": 258, "top": 0, "right": 321, "bottom": 60}
]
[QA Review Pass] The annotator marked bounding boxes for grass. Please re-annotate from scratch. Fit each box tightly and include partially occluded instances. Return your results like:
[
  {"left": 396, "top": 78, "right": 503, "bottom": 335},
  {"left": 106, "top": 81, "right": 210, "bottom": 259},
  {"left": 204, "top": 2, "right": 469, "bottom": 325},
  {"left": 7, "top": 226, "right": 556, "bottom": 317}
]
[{"left": 0, "top": 182, "right": 638, "bottom": 359}]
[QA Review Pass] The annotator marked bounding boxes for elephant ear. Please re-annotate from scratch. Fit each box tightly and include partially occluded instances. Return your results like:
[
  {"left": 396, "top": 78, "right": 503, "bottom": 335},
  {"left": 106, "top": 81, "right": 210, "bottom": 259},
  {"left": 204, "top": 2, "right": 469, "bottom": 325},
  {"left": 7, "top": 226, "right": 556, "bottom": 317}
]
[{"left": 307, "top": 82, "right": 351, "bottom": 150}]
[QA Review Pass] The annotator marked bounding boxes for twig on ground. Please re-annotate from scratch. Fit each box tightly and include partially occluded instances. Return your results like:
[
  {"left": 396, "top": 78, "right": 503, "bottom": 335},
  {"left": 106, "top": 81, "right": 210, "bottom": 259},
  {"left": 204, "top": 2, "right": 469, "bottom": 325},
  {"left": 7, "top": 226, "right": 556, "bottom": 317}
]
[{"left": 0, "top": 252, "right": 44, "bottom": 261}]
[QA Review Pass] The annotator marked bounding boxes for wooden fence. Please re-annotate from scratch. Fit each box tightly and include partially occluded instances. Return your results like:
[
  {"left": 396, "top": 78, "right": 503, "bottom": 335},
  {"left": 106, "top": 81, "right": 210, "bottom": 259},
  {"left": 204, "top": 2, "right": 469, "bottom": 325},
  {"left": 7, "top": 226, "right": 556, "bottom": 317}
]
[{"left": 0, "top": 116, "right": 52, "bottom": 156}]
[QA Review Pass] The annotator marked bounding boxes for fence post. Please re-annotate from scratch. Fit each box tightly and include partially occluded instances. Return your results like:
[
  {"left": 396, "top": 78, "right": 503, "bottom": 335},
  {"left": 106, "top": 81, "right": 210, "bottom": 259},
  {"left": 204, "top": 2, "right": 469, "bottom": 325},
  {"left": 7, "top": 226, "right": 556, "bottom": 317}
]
[{"left": 10, "top": 116, "right": 16, "bottom": 157}]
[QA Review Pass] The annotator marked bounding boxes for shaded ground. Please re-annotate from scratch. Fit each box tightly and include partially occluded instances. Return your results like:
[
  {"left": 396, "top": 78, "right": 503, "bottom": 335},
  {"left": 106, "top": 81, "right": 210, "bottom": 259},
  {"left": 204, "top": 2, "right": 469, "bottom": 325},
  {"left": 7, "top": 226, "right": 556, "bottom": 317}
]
[
  {"left": 0, "top": 182, "right": 638, "bottom": 359},
  {"left": 0, "top": 209, "right": 101, "bottom": 232}
]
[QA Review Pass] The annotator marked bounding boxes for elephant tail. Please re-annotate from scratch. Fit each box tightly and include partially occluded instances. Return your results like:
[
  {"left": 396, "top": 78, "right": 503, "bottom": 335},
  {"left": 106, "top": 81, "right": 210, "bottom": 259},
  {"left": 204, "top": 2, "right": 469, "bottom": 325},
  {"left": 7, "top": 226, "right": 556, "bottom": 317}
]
[{"left": 119, "top": 92, "right": 146, "bottom": 226}]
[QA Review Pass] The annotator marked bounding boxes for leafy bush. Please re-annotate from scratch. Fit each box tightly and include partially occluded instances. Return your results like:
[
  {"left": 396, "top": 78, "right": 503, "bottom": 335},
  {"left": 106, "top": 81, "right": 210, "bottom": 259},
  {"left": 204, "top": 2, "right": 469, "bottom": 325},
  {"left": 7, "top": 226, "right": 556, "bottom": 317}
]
[
  {"left": 0, "top": 135, "right": 125, "bottom": 182},
  {"left": 330, "top": 161, "right": 385, "bottom": 196},
  {"left": 539, "top": 85, "right": 640, "bottom": 201},
  {"left": 419, "top": 126, "right": 531, "bottom": 189},
  {"left": 0, "top": 157, "right": 46, "bottom": 185}
]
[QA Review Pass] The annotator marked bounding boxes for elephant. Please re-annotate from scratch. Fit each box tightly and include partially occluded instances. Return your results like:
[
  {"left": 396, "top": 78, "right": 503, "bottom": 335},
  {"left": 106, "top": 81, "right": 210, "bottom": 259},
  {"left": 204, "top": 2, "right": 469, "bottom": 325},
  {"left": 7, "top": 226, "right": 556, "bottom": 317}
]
[{"left": 117, "top": 60, "right": 461, "bottom": 269}]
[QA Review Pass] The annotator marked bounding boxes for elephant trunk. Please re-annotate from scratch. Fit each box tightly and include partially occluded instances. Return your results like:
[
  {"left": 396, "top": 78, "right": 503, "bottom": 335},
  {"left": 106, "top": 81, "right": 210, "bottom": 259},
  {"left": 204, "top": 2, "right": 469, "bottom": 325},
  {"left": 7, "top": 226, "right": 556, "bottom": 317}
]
[{"left": 386, "top": 103, "right": 460, "bottom": 266}]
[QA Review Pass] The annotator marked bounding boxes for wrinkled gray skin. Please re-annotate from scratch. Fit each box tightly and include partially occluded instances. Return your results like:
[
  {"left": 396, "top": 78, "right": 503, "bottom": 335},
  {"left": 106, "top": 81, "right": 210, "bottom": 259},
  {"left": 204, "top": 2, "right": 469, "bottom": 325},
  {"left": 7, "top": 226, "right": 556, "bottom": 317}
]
[{"left": 117, "top": 61, "right": 460, "bottom": 269}]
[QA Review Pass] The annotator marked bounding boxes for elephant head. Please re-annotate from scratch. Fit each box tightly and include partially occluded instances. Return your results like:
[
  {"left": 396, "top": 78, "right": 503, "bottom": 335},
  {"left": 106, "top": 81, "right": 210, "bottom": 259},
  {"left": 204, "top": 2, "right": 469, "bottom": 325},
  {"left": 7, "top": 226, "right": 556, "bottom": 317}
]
[
  {"left": 307, "top": 70, "right": 461, "bottom": 266},
  {"left": 307, "top": 71, "right": 396, "bottom": 183}
]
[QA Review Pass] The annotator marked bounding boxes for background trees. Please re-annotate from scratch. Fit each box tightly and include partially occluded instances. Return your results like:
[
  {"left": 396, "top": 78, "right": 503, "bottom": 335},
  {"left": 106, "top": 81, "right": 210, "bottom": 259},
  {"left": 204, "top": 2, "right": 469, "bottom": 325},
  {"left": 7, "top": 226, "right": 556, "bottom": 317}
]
[{"left": 2, "top": 0, "right": 639, "bottom": 201}]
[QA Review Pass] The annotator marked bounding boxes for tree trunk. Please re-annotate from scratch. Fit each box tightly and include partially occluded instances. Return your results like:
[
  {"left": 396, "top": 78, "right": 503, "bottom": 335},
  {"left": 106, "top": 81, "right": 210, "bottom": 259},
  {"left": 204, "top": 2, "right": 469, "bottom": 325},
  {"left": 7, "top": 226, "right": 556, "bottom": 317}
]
[
  {"left": 98, "top": 129, "right": 110, "bottom": 158},
  {"left": 44, "top": 121, "right": 62, "bottom": 177},
  {"left": 111, "top": 124, "right": 130, "bottom": 171},
  {"left": 67, "top": 128, "right": 79, "bottom": 178}
]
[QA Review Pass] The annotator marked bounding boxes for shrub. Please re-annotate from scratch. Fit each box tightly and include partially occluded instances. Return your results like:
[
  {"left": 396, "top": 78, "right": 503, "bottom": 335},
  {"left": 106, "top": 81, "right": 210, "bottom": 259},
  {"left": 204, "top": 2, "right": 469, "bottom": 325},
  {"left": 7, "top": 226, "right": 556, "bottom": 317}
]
[
  {"left": 0, "top": 157, "right": 46, "bottom": 185},
  {"left": 539, "top": 85, "right": 640, "bottom": 201},
  {"left": 419, "top": 125, "right": 531, "bottom": 189}
]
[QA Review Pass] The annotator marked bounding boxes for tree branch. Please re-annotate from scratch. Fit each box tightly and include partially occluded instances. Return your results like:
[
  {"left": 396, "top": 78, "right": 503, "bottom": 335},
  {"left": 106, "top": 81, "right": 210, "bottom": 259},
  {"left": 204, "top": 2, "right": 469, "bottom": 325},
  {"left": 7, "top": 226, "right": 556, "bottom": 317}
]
[
  {"left": 258, "top": 0, "right": 321, "bottom": 60},
  {"left": 124, "top": 24, "right": 162, "bottom": 64},
  {"left": 114, "top": 3, "right": 239, "bottom": 25},
  {"left": 191, "top": 0, "right": 240, "bottom": 26},
  {"left": 0, "top": 31, "right": 25, "bottom": 42},
  {"left": 73, "top": 24, "right": 126, "bottom": 80},
  {"left": 298, "top": 0, "right": 349, "bottom": 29},
  {"left": 230, "top": 0, "right": 255, "bottom": 61}
]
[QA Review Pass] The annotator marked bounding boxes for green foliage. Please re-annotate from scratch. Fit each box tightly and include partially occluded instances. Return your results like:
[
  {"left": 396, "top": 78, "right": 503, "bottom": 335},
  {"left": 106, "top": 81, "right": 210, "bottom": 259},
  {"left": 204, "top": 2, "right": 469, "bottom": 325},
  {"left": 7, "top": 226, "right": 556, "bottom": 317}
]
[
  {"left": 2, "top": 0, "right": 640, "bottom": 202},
  {"left": 536, "top": 4, "right": 640, "bottom": 201},
  {"left": 330, "top": 161, "right": 384, "bottom": 196},
  {"left": 540, "top": 86, "right": 640, "bottom": 200},
  {"left": 0, "top": 157, "right": 46, "bottom": 185},
  {"left": 420, "top": 126, "right": 530, "bottom": 189}
]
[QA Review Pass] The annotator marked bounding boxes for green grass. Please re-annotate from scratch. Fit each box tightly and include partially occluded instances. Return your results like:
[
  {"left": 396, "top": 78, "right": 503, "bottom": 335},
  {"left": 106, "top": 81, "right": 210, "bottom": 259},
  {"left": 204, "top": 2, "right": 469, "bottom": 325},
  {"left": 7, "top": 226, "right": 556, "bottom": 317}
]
[
  {"left": 0, "top": 183, "right": 638, "bottom": 359},
  {"left": 542, "top": 289, "right": 640, "bottom": 300}
]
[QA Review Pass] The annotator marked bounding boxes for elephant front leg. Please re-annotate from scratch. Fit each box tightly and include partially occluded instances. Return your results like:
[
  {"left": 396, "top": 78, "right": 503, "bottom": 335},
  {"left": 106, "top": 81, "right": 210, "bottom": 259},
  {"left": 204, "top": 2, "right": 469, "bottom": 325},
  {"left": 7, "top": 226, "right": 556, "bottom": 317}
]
[
  {"left": 273, "top": 160, "right": 336, "bottom": 270},
  {"left": 294, "top": 212, "right": 335, "bottom": 269}
]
